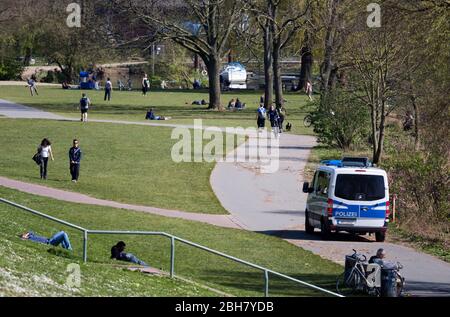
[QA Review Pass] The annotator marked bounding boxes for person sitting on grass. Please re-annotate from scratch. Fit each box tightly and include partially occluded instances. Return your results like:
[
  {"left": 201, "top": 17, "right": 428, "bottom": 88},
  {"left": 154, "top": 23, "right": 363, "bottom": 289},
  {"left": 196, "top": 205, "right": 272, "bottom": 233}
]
[
  {"left": 235, "top": 98, "right": 246, "bottom": 110},
  {"left": 111, "top": 241, "right": 148, "bottom": 267},
  {"left": 19, "top": 231, "right": 73, "bottom": 251},
  {"left": 145, "top": 108, "right": 170, "bottom": 120},
  {"left": 228, "top": 98, "right": 236, "bottom": 110},
  {"left": 191, "top": 99, "right": 208, "bottom": 106}
]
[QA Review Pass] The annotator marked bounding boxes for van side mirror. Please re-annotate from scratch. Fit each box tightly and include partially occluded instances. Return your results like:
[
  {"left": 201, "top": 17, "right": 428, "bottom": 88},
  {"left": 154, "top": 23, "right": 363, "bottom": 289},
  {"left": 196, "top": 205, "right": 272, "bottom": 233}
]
[{"left": 302, "top": 182, "right": 310, "bottom": 193}]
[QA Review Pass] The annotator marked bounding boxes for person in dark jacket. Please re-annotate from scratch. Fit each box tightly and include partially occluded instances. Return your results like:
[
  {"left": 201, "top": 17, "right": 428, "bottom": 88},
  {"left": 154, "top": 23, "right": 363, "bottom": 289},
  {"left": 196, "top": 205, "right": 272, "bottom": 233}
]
[
  {"left": 69, "top": 139, "right": 82, "bottom": 182},
  {"left": 110, "top": 241, "right": 148, "bottom": 267}
]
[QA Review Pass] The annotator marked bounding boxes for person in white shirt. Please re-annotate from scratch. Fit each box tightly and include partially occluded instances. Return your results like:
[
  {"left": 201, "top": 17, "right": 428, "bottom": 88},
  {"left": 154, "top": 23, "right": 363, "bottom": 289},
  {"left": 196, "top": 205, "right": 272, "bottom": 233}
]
[
  {"left": 104, "top": 78, "right": 112, "bottom": 101},
  {"left": 142, "top": 74, "right": 150, "bottom": 96},
  {"left": 37, "top": 138, "right": 54, "bottom": 179}
]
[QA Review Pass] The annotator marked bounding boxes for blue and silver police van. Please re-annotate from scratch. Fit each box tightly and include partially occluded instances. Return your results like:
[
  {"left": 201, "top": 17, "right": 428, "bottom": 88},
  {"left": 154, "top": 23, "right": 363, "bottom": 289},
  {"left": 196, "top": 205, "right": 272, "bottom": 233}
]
[{"left": 302, "top": 157, "right": 390, "bottom": 242}]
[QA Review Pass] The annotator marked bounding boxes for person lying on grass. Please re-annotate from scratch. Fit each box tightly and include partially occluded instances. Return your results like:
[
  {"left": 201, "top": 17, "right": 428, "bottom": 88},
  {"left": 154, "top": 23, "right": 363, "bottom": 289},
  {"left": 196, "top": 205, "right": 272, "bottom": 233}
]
[
  {"left": 145, "top": 108, "right": 171, "bottom": 120},
  {"left": 19, "top": 231, "right": 73, "bottom": 251},
  {"left": 111, "top": 241, "right": 149, "bottom": 267}
]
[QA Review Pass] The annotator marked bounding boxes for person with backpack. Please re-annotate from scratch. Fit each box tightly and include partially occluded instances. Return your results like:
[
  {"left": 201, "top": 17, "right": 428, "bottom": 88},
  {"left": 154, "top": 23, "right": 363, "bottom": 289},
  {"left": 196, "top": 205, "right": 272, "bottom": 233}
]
[
  {"left": 256, "top": 104, "right": 266, "bottom": 131},
  {"left": 142, "top": 74, "right": 150, "bottom": 96},
  {"left": 36, "top": 138, "right": 54, "bottom": 180},
  {"left": 79, "top": 93, "right": 91, "bottom": 122},
  {"left": 104, "top": 78, "right": 112, "bottom": 101},
  {"left": 69, "top": 139, "right": 82, "bottom": 183}
]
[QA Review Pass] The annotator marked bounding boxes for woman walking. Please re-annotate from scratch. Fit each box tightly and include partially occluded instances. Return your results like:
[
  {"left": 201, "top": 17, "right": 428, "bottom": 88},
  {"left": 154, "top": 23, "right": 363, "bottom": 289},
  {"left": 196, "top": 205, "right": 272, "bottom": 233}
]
[{"left": 37, "top": 138, "right": 54, "bottom": 179}]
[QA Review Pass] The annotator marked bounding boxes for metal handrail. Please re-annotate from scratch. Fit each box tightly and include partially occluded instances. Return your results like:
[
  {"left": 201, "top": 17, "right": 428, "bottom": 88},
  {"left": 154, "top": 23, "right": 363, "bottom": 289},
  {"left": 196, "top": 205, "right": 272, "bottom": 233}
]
[{"left": 1, "top": 198, "right": 344, "bottom": 297}]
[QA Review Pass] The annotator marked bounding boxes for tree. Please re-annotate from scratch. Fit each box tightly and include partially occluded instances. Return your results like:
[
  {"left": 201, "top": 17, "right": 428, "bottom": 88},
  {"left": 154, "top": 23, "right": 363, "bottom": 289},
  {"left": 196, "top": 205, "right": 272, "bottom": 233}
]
[{"left": 117, "top": 0, "right": 249, "bottom": 109}]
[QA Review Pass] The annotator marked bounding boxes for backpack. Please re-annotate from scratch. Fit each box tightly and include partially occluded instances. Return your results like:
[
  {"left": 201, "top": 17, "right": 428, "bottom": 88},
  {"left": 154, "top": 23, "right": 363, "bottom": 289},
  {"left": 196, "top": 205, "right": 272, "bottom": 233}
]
[
  {"left": 258, "top": 108, "right": 266, "bottom": 119},
  {"left": 80, "top": 98, "right": 89, "bottom": 109}
]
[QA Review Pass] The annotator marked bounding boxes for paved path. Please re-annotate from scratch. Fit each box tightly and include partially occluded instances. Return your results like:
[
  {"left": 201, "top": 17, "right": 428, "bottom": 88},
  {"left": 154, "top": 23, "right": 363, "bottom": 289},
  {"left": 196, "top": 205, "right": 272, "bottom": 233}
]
[
  {"left": 0, "top": 99, "right": 65, "bottom": 120},
  {"left": 210, "top": 128, "right": 450, "bottom": 297},
  {"left": 211, "top": 132, "right": 317, "bottom": 231},
  {"left": 1, "top": 98, "right": 449, "bottom": 296},
  {"left": 0, "top": 177, "right": 244, "bottom": 229}
]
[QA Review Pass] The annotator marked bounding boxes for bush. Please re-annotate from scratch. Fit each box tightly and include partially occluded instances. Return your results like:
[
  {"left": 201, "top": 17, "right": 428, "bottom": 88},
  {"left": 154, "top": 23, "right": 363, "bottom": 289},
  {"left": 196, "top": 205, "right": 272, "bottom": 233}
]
[
  {"left": 310, "top": 90, "right": 370, "bottom": 150},
  {"left": 0, "top": 59, "right": 24, "bottom": 80},
  {"left": 384, "top": 152, "right": 449, "bottom": 246}
]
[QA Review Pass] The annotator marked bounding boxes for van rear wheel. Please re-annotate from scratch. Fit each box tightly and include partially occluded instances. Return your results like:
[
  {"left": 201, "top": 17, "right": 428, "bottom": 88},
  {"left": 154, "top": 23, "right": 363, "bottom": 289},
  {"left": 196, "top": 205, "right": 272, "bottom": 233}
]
[
  {"left": 305, "top": 211, "right": 314, "bottom": 234},
  {"left": 375, "top": 231, "right": 386, "bottom": 242},
  {"left": 321, "top": 219, "right": 331, "bottom": 240}
]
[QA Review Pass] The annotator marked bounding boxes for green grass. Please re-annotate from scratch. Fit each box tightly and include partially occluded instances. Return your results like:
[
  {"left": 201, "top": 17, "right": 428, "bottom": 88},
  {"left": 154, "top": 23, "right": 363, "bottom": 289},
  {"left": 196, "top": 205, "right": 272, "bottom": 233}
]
[
  {"left": 0, "top": 85, "right": 314, "bottom": 135},
  {"left": 0, "top": 187, "right": 343, "bottom": 297},
  {"left": 0, "top": 119, "right": 234, "bottom": 214}
]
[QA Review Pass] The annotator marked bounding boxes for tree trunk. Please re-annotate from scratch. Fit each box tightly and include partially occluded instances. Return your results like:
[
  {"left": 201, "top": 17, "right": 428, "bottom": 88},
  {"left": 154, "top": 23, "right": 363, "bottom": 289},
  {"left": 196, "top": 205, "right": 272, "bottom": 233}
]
[
  {"left": 411, "top": 94, "right": 420, "bottom": 151},
  {"left": 299, "top": 46, "right": 313, "bottom": 90},
  {"left": 194, "top": 54, "right": 199, "bottom": 70},
  {"left": 263, "top": 27, "right": 273, "bottom": 108},
  {"left": 273, "top": 40, "right": 284, "bottom": 107},
  {"left": 206, "top": 57, "right": 221, "bottom": 110},
  {"left": 320, "top": 0, "right": 339, "bottom": 96}
]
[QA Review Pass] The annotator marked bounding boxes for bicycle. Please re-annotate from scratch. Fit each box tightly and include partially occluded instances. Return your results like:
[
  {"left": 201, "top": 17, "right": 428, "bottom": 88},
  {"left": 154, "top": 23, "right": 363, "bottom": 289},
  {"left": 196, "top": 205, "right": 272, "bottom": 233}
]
[
  {"left": 303, "top": 114, "right": 312, "bottom": 127},
  {"left": 336, "top": 249, "right": 405, "bottom": 297}
]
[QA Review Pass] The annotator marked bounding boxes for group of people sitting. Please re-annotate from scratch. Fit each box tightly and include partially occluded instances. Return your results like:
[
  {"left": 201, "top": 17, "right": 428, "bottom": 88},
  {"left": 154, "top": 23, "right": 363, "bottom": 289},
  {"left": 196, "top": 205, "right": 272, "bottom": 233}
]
[
  {"left": 20, "top": 230, "right": 149, "bottom": 267},
  {"left": 227, "top": 98, "right": 246, "bottom": 110}
]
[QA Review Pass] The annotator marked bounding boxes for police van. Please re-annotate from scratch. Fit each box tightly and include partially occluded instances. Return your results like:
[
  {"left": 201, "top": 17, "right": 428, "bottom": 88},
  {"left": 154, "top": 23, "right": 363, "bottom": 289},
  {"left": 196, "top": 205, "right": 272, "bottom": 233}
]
[{"left": 302, "top": 157, "right": 390, "bottom": 242}]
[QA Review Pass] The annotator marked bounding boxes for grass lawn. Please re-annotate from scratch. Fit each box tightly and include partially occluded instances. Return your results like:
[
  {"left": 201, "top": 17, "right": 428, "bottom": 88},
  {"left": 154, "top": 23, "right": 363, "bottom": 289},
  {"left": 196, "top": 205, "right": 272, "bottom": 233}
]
[
  {"left": 0, "top": 85, "right": 315, "bottom": 135},
  {"left": 0, "top": 119, "right": 234, "bottom": 214},
  {"left": 0, "top": 186, "right": 343, "bottom": 297}
]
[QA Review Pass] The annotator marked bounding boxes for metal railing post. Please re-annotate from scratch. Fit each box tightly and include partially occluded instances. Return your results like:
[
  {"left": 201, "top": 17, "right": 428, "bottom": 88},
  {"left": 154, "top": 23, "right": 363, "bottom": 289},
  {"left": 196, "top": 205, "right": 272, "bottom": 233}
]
[
  {"left": 83, "top": 230, "right": 88, "bottom": 263},
  {"left": 1, "top": 199, "right": 344, "bottom": 297},
  {"left": 264, "top": 270, "right": 269, "bottom": 297},
  {"left": 170, "top": 236, "right": 175, "bottom": 278}
]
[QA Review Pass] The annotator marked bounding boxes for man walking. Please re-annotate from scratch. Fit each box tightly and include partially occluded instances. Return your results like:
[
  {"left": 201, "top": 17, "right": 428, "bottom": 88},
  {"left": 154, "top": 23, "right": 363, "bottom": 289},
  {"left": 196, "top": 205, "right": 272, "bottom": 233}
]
[
  {"left": 104, "top": 77, "right": 112, "bottom": 101},
  {"left": 69, "top": 139, "right": 82, "bottom": 182},
  {"left": 79, "top": 93, "right": 91, "bottom": 122}
]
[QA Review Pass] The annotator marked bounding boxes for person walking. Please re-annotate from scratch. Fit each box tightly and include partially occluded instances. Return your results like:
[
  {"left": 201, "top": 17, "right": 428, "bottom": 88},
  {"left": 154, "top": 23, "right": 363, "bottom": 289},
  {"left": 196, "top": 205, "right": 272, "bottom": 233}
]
[
  {"left": 36, "top": 138, "right": 54, "bottom": 180},
  {"left": 69, "top": 139, "right": 82, "bottom": 183},
  {"left": 104, "top": 78, "right": 112, "bottom": 101},
  {"left": 256, "top": 104, "right": 266, "bottom": 131},
  {"left": 79, "top": 93, "right": 91, "bottom": 122},
  {"left": 26, "top": 78, "right": 39, "bottom": 96},
  {"left": 305, "top": 80, "right": 313, "bottom": 101},
  {"left": 142, "top": 74, "right": 150, "bottom": 96},
  {"left": 277, "top": 105, "right": 287, "bottom": 133},
  {"left": 267, "top": 104, "right": 280, "bottom": 134}
]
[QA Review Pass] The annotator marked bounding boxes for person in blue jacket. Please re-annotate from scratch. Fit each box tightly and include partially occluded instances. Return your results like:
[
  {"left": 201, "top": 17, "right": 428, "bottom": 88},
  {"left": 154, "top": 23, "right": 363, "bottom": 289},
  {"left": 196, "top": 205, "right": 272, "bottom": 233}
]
[{"left": 69, "top": 139, "right": 82, "bottom": 183}]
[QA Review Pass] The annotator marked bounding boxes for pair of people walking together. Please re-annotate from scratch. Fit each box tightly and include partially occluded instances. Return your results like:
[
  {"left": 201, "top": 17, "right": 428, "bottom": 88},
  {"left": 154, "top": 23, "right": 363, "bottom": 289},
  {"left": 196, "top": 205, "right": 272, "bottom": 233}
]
[{"left": 34, "top": 139, "right": 83, "bottom": 182}]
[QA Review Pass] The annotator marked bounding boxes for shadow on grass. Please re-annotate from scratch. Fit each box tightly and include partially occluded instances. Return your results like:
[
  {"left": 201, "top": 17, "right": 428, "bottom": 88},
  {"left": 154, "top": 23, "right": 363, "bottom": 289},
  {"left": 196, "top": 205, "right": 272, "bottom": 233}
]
[
  {"left": 196, "top": 269, "right": 340, "bottom": 297},
  {"left": 258, "top": 229, "right": 373, "bottom": 243}
]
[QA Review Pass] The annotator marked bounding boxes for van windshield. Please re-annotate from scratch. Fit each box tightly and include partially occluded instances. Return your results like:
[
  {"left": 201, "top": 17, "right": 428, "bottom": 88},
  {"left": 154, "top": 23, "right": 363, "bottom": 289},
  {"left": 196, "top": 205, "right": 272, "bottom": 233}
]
[{"left": 334, "top": 174, "right": 385, "bottom": 201}]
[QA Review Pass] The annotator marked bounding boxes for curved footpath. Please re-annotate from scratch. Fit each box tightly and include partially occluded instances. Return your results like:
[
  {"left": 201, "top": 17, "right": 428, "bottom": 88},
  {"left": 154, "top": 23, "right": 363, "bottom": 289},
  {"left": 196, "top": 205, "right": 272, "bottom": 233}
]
[{"left": 1, "top": 98, "right": 450, "bottom": 296}]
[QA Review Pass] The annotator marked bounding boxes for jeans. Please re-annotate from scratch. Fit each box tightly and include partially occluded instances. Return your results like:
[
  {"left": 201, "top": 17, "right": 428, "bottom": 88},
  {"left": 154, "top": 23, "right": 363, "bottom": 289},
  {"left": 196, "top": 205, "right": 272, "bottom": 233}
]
[
  {"left": 120, "top": 252, "right": 148, "bottom": 267},
  {"left": 48, "top": 231, "right": 72, "bottom": 250},
  {"left": 70, "top": 163, "right": 80, "bottom": 181},
  {"left": 40, "top": 157, "right": 49, "bottom": 179},
  {"left": 104, "top": 88, "right": 111, "bottom": 101}
]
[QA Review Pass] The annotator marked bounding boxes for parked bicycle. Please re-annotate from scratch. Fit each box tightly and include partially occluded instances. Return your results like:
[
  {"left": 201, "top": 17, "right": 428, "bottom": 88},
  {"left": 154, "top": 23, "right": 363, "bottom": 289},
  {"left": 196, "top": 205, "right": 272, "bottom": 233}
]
[{"left": 336, "top": 249, "right": 405, "bottom": 297}]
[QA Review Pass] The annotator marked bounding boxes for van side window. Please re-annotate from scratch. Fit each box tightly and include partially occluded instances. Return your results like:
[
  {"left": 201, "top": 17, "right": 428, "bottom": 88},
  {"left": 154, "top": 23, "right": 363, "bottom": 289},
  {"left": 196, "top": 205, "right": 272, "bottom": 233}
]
[{"left": 316, "top": 172, "right": 330, "bottom": 196}]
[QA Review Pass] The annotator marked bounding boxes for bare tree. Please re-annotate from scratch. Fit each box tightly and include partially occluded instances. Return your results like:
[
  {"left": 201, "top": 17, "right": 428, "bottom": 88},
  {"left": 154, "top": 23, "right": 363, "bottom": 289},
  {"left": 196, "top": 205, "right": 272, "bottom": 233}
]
[{"left": 117, "top": 0, "right": 249, "bottom": 109}]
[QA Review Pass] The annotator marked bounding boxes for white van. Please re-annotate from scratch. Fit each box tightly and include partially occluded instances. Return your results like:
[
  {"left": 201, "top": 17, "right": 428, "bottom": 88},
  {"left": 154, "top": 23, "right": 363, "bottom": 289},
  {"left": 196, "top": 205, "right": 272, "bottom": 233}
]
[{"left": 302, "top": 158, "right": 390, "bottom": 242}]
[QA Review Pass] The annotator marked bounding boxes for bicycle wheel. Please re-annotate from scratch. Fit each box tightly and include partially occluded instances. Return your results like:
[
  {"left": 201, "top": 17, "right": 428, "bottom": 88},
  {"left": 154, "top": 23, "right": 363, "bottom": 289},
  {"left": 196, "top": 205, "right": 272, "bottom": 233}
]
[{"left": 303, "top": 115, "right": 312, "bottom": 127}]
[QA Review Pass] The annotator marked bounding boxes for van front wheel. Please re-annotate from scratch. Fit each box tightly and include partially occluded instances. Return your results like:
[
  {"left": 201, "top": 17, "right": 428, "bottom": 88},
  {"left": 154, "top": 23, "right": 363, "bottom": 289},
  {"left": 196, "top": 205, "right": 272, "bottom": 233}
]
[{"left": 375, "top": 231, "right": 386, "bottom": 242}]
